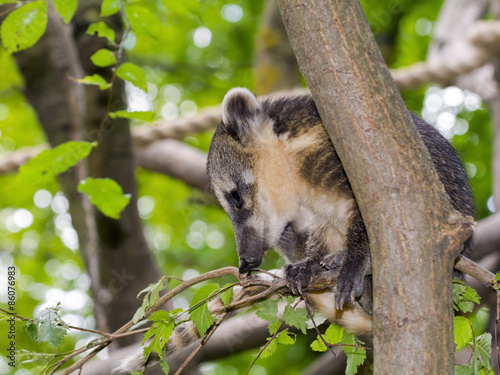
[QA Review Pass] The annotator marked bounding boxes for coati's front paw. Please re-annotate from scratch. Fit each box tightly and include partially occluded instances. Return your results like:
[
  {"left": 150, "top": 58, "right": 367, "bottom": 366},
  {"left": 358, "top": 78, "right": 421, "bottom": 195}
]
[
  {"left": 284, "top": 260, "right": 323, "bottom": 295},
  {"left": 335, "top": 269, "right": 365, "bottom": 310}
]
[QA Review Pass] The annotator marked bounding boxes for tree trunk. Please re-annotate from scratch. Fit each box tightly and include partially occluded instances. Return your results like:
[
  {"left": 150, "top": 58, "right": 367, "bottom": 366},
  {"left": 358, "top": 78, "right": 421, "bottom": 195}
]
[
  {"left": 14, "top": 0, "right": 165, "bottom": 346},
  {"left": 276, "top": 0, "right": 472, "bottom": 373}
]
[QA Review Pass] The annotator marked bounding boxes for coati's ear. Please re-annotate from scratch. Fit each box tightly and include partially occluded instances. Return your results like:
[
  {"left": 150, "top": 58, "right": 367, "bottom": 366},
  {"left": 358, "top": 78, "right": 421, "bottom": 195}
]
[{"left": 221, "top": 88, "right": 263, "bottom": 141}]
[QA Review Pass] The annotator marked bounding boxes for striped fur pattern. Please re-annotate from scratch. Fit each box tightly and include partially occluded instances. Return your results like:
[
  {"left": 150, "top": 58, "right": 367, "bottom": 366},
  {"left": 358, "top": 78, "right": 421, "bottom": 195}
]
[{"left": 207, "top": 87, "right": 474, "bottom": 315}]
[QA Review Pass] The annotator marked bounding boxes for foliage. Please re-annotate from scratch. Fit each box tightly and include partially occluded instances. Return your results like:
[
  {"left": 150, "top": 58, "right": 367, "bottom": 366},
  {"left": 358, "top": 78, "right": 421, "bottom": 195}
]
[
  {"left": 77, "top": 177, "right": 131, "bottom": 219},
  {"left": 23, "top": 303, "right": 68, "bottom": 347}
]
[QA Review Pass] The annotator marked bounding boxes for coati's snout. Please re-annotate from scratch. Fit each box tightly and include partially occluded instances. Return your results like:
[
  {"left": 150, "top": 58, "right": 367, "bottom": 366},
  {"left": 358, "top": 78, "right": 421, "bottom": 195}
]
[{"left": 235, "top": 225, "right": 268, "bottom": 274}]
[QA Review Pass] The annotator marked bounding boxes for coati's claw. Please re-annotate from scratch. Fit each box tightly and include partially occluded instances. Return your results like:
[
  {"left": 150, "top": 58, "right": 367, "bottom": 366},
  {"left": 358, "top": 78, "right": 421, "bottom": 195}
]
[
  {"left": 335, "top": 270, "right": 365, "bottom": 310},
  {"left": 320, "top": 253, "right": 345, "bottom": 270},
  {"left": 284, "top": 260, "right": 323, "bottom": 296}
]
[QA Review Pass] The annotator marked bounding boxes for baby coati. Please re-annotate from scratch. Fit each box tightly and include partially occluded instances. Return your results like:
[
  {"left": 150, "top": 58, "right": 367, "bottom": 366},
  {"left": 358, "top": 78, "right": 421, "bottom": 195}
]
[{"left": 207, "top": 87, "right": 475, "bottom": 311}]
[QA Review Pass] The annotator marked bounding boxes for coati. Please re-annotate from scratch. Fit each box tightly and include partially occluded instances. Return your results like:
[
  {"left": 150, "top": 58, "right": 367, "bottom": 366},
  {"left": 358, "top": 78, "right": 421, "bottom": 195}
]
[
  {"left": 116, "top": 88, "right": 474, "bottom": 374},
  {"left": 206, "top": 87, "right": 475, "bottom": 311}
]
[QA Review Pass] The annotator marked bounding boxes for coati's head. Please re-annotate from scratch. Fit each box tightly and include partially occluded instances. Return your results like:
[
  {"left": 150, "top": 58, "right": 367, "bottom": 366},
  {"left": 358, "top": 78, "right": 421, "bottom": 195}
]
[{"left": 207, "top": 88, "right": 300, "bottom": 273}]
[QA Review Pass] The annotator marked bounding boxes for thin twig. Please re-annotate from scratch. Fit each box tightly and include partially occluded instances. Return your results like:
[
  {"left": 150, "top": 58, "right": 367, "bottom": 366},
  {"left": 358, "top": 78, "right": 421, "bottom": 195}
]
[
  {"left": 244, "top": 322, "right": 284, "bottom": 375},
  {"left": 301, "top": 293, "right": 337, "bottom": 357}
]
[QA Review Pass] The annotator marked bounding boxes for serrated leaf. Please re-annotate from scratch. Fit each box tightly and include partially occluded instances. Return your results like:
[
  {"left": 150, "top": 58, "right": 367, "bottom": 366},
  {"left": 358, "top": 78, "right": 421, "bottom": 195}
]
[
  {"left": 310, "top": 324, "right": 343, "bottom": 352},
  {"left": 1, "top": 1, "right": 48, "bottom": 53},
  {"left": 306, "top": 312, "right": 328, "bottom": 329},
  {"left": 108, "top": 110, "right": 155, "bottom": 122},
  {"left": 282, "top": 305, "right": 308, "bottom": 334},
  {"left": 86, "top": 22, "right": 115, "bottom": 43},
  {"left": 76, "top": 74, "right": 110, "bottom": 90},
  {"left": 343, "top": 332, "right": 366, "bottom": 375},
  {"left": 90, "top": 48, "right": 116, "bottom": 67},
  {"left": 143, "top": 321, "right": 174, "bottom": 362},
  {"left": 116, "top": 62, "right": 148, "bottom": 92},
  {"left": 160, "top": 356, "right": 169, "bottom": 375},
  {"left": 473, "top": 333, "right": 493, "bottom": 371},
  {"left": 189, "top": 283, "right": 220, "bottom": 337},
  {"left": 260, "top": 338, "right": 277, "bottom": 359},
  {"left": 276, "top": 329, "right": 295, "bottom": 345},
  {"left": 24, "top": 304, "right": 68, "bottom": 347},
  {"left": 310, "top": 337, "right": 327, "bottom": 352},
  {"left": 454, "top": 316, "right": 473, "bottom": 351},
  {"left": 78, "top": 177, "right": 131, "bottom": 219},
  {"left": 132, "top": 306, "right": 146, "bottom": 324},
  {"left": 101, "top": 0, "right": 119, "bottom": 16},
  {"left": 10, "top": 141, "right": 96, "bottom": 190},
  {"left": 267, "top": 320, "right": 281, "bottom": 335},
  {"left": 54, "top": 0, "right": 77, "bottom": 23},
  {"left": 125, "top": 5, "right": 161, "bottom": 39},
  {"left": 220, "top": 285, "right": 234, "bottom": 308},
  {"left": 324, "top": 324, "right": 344, "bottom": 345},
  {"left": 462, "top": 287, "right": 481, "bottom": 304},
  {"left": 256, "top": 299, "right": 279, "bottom": 322},
  {"left": 454, "top": 365, "right": 473, "bottom": 375}
]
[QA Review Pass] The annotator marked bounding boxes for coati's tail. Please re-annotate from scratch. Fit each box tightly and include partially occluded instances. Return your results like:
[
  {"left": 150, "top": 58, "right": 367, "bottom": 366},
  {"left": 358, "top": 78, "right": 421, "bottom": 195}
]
[
  {"left": 113, "top": 319, "right": 201, "bottom": 374},
  {"left": 113, "top": 272, "right": 280, "bottom": 374}
]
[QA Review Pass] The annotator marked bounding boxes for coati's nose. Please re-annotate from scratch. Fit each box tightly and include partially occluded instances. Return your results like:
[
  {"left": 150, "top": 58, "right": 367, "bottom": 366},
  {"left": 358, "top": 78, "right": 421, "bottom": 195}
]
[{"left": 238, "top": 256, "right": 260, "bottom": 274}]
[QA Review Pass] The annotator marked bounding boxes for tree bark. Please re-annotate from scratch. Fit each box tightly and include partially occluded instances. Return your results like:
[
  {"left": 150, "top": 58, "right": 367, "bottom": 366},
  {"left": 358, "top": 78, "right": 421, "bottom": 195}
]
[{"left": 276, "top": 0, "right": 472, "bottom": 373}]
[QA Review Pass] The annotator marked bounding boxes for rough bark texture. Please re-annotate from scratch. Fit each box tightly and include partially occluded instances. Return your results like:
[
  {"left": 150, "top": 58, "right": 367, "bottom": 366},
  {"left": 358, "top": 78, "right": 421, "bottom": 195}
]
[{"left": 276, "top": 0, "right": 472, "bottom": 373}]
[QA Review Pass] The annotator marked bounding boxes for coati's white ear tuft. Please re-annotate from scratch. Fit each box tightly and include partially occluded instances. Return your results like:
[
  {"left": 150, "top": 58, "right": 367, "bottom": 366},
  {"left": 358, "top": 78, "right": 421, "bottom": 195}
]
[{"left": 221, "top": 88, "right": 263, "bottom": 141}]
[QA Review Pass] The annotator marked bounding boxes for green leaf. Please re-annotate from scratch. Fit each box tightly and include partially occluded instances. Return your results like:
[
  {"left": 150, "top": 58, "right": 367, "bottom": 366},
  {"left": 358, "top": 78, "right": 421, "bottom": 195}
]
[
  {"left": 54, "top": 0, "right": 77, "bottom": 23},
  {"left": 78, "top": 177, "right": 131, "bottom": 219},
  {"left": 160, "top": 356, "right": 169, "bottom": 375},
  {"left": 310, "top": 337, "right": 327, "bottom": 352},
  {"left": 255, "top": 299, "right": 279, "bottom": 322},
  {"left": 86, "top": 22, "right": 115, "bottom": 43},
  {"left": 189, "top": 283, "right": 220, "bottom": 336},
  {"left": 162, "top": 0, "right": 200, "bottom": 15},
  {"left": 282, "top": 305, "right": 308, "bottom": 334},
  {"left": 276, "top": 329, "right": 295, "bottom": 345},
  {"left": 116, "top": 63, "right": 148, "bottom": 92},
  {"left": 220, "top": 285, "right": 234, "bottom": 308},
  {"left": 473, "top": 333, "right": 493, "bottom": 372},
  {"left": 260, "top": 338, "right": 277, "bottom": 359},
  {"left": 90, "top": 48, "right": 116, "bottom": 67},
  {"left": 453, "top": 280, "right": 481, "bottom": 313},
  {"left": 125, "top": 5, "right": 161, "bottom": 39},
  {"left": 454, "top": 365, "right": 472, "bottom": 375},
  {"left": 100, "top": 0, "right": 119, "bottom": 16},
  {"left": 310, "top": 324, "right": 344, "bottom": 352},
  {"left": 10, "top": 141, "right": 96, "bottom": 189},
  {"left": 268, "top": 320, "right": 281, "bottom": 335},
  {"left": 0, "top": 0, "right": 19, "bottom": 4},
  {"left": 24, "top": 303, "right": 68, "bottom": 347},
  {"left": 454, "top": 316, "right": 473, "bottom": 351},
  {"left": 75, "top": 74, "right": 110, "bottom": 90},
  {"left": 343, "top": 332, "right": 366, "bottom": 375},
  {"left": 108, "top": 110, "right": 155, "bottom": 122},
  {"left": 142, "top": 320, "right": 174, "bottom": 362},
  {"left": 1, "top": 1, "right": 48, "bottom": 53}
]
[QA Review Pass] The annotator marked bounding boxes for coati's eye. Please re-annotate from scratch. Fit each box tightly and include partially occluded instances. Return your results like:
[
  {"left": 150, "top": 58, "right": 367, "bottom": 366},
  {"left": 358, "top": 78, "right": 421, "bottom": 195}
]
[{"left": 229, "top": 190, "right": 243, "bottom": 209}]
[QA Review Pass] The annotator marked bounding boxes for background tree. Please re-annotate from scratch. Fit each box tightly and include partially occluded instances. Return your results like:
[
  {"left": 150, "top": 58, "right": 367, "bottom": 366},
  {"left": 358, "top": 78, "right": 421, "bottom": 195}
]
[{"left": 0, "top": 0, "right": 498, "bottom": 374}]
